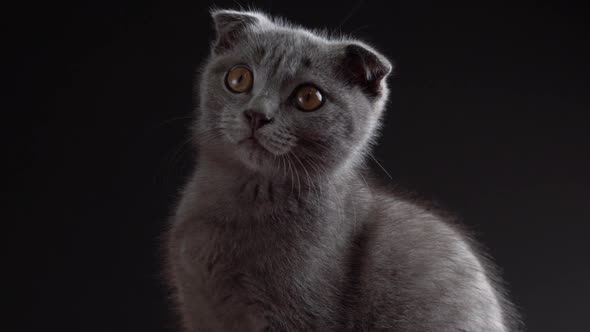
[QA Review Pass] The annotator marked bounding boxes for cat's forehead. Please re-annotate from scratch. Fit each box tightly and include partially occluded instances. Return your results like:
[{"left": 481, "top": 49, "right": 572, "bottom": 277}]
[{"left": 245, "top": 29, "right": 332, "bottom": 76}]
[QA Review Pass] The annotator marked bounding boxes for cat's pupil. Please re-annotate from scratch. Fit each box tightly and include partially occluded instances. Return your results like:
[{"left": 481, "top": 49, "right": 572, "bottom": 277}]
[
  {"left": 226, "top": 66, "right": 252, "bottom": 93},
  {"left": 294, "top": 86, "right": 322, "bottom": 111}
]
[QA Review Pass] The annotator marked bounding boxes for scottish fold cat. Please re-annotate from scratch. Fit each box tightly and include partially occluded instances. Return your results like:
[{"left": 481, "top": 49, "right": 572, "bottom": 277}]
[{"left": 165, "top": 9, "right": 519, "bottom": 331}]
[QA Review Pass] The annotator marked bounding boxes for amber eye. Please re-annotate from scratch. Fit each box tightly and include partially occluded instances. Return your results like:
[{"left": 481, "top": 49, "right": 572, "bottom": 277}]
[
  {"left": 225, "top": 65, "right": 253, "bottom": 93},
  {"left": 294, "top": 85, "right": 324, "bottom": 112}
]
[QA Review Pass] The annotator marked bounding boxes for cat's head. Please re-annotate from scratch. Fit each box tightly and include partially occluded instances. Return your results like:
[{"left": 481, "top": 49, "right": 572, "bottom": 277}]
[{"left": 195, "top": 9, "right": 392, "bottom": 178}]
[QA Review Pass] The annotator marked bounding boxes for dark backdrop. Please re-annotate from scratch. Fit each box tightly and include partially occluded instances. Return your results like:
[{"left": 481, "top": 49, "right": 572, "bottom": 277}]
[{"left": 11, "top": 1, "right": 589, "bottom": 331}]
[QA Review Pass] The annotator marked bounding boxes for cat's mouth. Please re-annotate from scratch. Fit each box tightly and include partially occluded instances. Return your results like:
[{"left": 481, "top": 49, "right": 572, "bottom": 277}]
[
  {"left": 234, "top": 135, "right": 277, "bottom": 170},
  {"left": 238, "top": 136, "right": 271, "bottom": 154}
]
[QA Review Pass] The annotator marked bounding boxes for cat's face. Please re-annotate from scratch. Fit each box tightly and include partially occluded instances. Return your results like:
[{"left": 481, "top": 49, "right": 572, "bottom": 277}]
[{"left": 196, "top": 10, "right": 392, "bottom": 178}]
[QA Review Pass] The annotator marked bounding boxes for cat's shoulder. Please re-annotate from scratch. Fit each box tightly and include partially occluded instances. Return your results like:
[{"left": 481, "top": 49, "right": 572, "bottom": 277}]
[
  {"left": 365, "top": 182, "right": 462, "bottom": 239},
  {"left": 361, "top": 181, "right": 498, "bottom": 290},
  {"left": 356, "top": 183, "right": 510, "bottom": 330}
]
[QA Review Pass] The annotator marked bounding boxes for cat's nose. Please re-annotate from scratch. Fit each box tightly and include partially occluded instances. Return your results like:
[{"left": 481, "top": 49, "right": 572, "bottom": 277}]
[{"left": 243, "top": 109, "right": 274, "bottom": 131}]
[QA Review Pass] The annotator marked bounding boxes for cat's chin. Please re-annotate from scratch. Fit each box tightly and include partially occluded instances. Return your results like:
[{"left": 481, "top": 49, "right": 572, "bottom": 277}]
[{"left": 235, "top": 137, "right": 276, "bottom": 172}]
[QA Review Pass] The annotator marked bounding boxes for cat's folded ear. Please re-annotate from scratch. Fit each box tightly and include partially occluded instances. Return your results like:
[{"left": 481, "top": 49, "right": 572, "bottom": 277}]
[
  {"left": 339, "top": 43, "right": 393, "bottom": 98},
  {"left": 211, "top": 10, "right": 262, "bottom": 54}
]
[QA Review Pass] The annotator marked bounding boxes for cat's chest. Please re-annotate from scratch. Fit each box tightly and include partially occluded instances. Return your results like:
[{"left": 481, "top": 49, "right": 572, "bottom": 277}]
[
  {"left": 175, "top": 214, "right": 301, "bottom": 294},
  {"left": 172, "top": 214, "right": 344, "bottom": 328}
]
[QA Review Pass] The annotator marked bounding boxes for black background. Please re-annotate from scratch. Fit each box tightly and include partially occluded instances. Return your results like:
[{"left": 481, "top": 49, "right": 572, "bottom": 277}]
[{"left": 11, "top": 0, "right": 589, "bottom": 331}]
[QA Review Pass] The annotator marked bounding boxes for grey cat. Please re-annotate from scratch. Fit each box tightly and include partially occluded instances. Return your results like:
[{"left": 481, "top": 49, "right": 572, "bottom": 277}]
[{"left": 165, "top": 9, "right": 519, "bottom": 331}]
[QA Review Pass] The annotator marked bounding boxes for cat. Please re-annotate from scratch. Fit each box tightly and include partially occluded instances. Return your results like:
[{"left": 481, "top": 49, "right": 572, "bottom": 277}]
[{"left": 165, "top": 9, "right": 519, "bottom": 332}]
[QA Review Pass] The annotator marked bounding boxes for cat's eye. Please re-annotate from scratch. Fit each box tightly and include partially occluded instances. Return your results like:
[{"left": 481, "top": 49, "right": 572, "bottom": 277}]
[
  {"left": 294, "top": 85, "right": 324, "bottom": 112},
  {"left": 225, "top": 65, "right": 253, "bottom": 93}
]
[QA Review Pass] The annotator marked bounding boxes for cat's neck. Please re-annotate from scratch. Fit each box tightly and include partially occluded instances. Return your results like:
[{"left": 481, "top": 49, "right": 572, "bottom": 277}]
[{"left": 190, "top": 154, "right": 368, "bottom": 219}]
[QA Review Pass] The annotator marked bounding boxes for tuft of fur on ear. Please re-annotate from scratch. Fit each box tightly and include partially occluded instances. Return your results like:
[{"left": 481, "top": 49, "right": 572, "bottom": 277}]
[
  {"left": 211, "top": 10, "right": 261, "bottom": 54},
  {"left": 340, "top": 43, "right": 393, "bottom": 98}
]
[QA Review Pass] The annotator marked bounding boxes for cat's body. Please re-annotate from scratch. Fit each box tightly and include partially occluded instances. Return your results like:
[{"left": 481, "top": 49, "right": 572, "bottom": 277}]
[{"left": 166, "top": 9, "right": 518, "bottom": 331}]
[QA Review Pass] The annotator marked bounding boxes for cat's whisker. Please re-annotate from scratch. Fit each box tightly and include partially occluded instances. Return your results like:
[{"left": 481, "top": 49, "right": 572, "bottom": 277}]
[
  {"left": 280, "top": 155, "right": 294, "bottom": 196},
  {"left": 288, "top": 156, "right": 296, "bottom": 197},
  {"left": 275, "top": 131, "right": 296, "bottom": 142},
  {"left": 295, "top": 135, "right": 332, "bottom": 153},
  {"left": 286, "top": 154, "right": 301, "bottom": 199},
  {"left": 290, "top": 151, "right": 320, "bottom": 199},
  {"left": 298, "top": 149, "right": 346, "bottom": 222},
  {"left": 197, "top": 129, "right": 227, "bottom": 147},
  {"left": 358, "top": 171, "right": 370, "bottom": 190},
  {"left": 303, "top": 156, "right": 324, "bottom": 198},
  {"left": 197, "top": 128, "right": 223, "bottom": 141},
  {"left": 369, "top": 155, "right": 392, "bottom": 180},
  {"left": 280, "top": 155, "right": 289, "bottom": 187}
]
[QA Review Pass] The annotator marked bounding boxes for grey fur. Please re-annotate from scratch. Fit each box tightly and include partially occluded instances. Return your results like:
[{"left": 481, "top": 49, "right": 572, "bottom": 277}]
[{"left": 165, "top": 9, "right": 519, "bottom": 331}]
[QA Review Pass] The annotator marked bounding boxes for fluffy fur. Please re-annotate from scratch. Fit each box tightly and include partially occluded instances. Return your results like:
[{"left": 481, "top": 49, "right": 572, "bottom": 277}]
[{"left": 165, "top": 9, "right": 519, "bottom": 331}]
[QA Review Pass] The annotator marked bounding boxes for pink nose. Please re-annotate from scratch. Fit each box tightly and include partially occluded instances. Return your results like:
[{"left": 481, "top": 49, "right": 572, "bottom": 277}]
[{"left": 243, "top": 109, "right": 274, "bottom": 131}]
